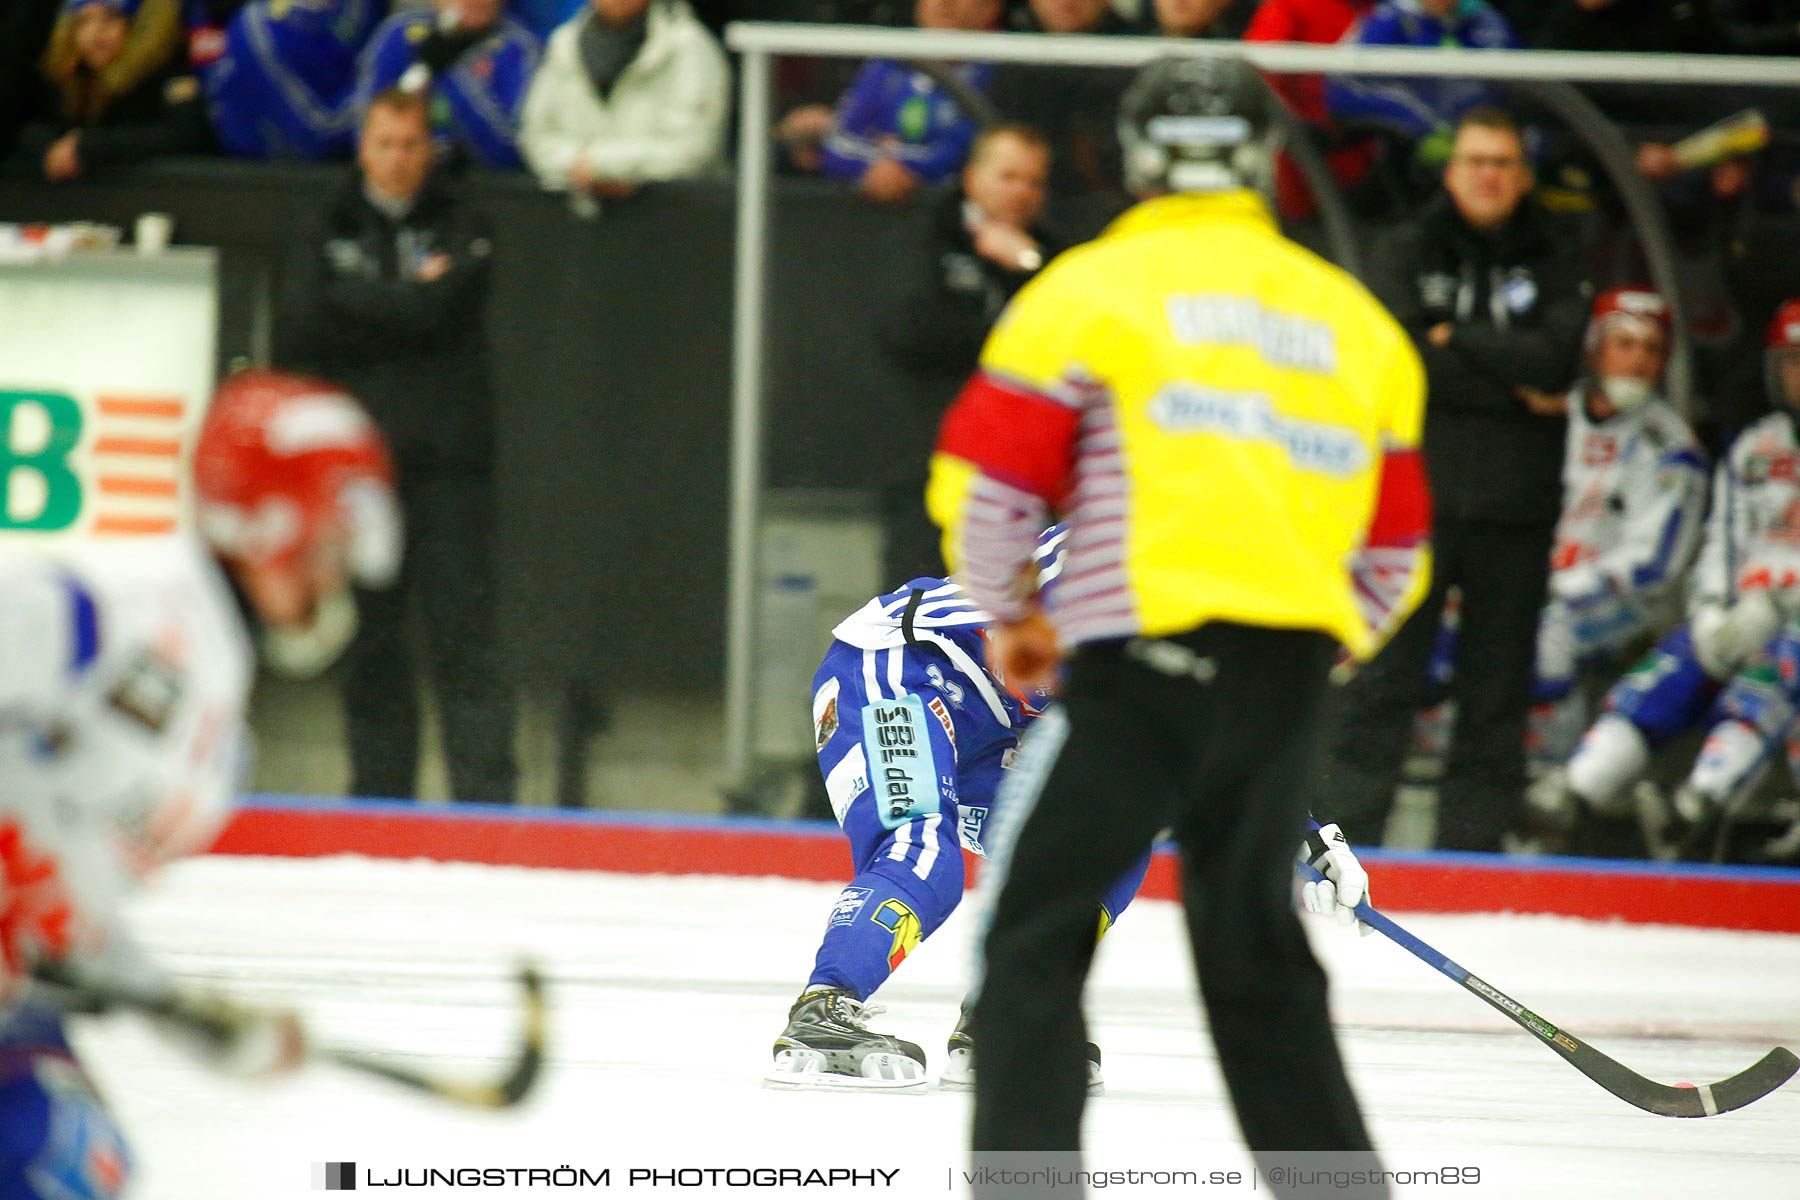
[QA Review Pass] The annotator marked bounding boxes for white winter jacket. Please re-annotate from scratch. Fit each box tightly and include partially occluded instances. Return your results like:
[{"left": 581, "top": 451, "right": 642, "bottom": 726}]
[{"left": 520, "top": 1, "right": 728, "bottom": 189}]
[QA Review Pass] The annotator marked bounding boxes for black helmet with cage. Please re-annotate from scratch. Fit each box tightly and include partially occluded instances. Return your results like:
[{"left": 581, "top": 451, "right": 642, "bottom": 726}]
[{"left": 1117, "top": 55, "right": 1281, "bottom": 197}]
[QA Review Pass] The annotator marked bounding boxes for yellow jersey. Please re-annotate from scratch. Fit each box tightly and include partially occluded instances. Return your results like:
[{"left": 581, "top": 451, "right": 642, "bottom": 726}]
[{"left": 927, "top": 189, "right": 1430, "bottom": 659}]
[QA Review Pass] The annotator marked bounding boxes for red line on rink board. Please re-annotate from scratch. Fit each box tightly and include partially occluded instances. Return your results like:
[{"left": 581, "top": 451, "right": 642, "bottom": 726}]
[
  {"left": 91, "top": 436, "right": 181, "bottom": 458},
  {"left": 96, "top": 396, "right": 184, "bottom": 419},
  {"left": 209, "top": 803, "right": 1800, "bottom": 933}
]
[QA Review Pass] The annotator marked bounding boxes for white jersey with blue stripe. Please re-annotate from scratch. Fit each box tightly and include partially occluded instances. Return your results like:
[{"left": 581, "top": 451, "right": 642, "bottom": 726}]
[
  {"left": 0, "top": 537, "right": 252, "bottom": 1005},
  {"left": 1692, "top": 409, "right": 1800, "bottom": 608},
  {"left": 1551, "top": 390, "right": 1707, "bottom": 609}
]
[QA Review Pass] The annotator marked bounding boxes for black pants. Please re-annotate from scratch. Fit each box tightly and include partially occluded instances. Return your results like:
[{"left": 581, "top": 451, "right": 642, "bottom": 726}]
[
  {"left": 341, "top": 467, "right": 517, "bottom": 803},
  {"left": 1320, "top": 516, "right": 1554, "bottom": 852},
  {"left": 971, "top": 624, "right": 1375, "bottom": 1174}
]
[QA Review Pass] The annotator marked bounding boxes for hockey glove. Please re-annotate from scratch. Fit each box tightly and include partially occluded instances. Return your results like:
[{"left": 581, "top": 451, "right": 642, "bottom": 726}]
[
  {"left": 1691, "top": 593, "right": 1780, "bottom": 680},
  {"left": 1301, "top": 822, "right": 1372, "bottom": 935}
]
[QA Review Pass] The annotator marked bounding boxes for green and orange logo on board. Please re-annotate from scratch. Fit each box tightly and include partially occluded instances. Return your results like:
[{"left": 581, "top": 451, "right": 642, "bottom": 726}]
[{"left": 2, "top": 388, "right": 187, "bottom": 535}]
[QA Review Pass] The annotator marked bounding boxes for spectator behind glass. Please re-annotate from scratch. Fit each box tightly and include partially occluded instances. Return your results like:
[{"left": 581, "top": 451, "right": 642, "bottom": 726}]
[
  {"left": 188, "top": 1, "right": 384, "bottom": 159},
  {"left": 44, "top": 0, "right": 184, "bottom": 110},
  {"left": 885, "top": 123, "right": 1059, "bottom": 379},
  {"left": 355, "top": 0, "right": 540, "bottom": 169},
  {"left": 1328, "top": 1, "right": 1517, "bottom": 171},
  {"left": 285, "top": 89, "right": 519, "bottom": 804},
  {"left": 772, "top": 0, "right": 1000, "bottom": 206},
  {"left": 20, "top": 0, "right": 208, "bottom": 182},
  {"left": 1244, "top": 0, "right": 1379, "bottom": 219},
  {"left": 1136, "top": 0, "right": 1252, "bottom": 38},
  {"left": 1633, "top": 120, "right": 1758, "bottom": 229},
  {"left": 878, "top": 123, "right": 1062, "bottom": 586},
  {"left": 1320, "top": 109, "right": 1591, "bottom": 855},
  {"left": 520, "top": 0, "right": 729, "bottom": 198},
  {"left": 991, "top": 0, "right": 1133, "bottom": 233}
]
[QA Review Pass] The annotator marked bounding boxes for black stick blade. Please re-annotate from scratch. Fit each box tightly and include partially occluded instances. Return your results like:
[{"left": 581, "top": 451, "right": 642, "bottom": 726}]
[
  {"left": 1568, "top": 1041, "right": 1798, "bottom": 1118},
  {"left": 322, "top": 963, "right": 547, "bottom": 1109},
  {"left": 493, "top": 964, "right": 548, "bottom": 1107}
]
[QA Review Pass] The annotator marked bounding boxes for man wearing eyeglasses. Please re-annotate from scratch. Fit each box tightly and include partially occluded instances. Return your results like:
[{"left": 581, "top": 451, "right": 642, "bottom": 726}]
[{"left": 1321, "top": 106, "right": 1592, "bottom": 853}]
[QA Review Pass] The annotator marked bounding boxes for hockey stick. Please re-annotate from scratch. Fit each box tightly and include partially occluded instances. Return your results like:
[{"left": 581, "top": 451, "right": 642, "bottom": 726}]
[
  {"left": 1298, "top": 863, "right": 1798, "bottom": 1117},
  {"left": 33, "top": 960, "right": 547, "bottom": 1109}
]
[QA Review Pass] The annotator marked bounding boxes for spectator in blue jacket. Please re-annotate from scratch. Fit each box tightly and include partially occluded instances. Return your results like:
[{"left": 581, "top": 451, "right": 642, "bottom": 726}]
[
  {"left": 812, "top": 0, "right": 1002, "bottom": 205},
  {"left": 193, "top": 0, "right": 385, "bottom": 159},
  {"left": 355, "top": 0, "right": 539, "bottom": 169},
  {"left": 1327, "top": 0, "right": 1517, "bottom": 164}
]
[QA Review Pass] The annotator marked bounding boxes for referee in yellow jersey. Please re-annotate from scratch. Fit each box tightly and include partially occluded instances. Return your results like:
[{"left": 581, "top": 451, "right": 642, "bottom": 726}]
[{"left": 927, "top": 57, "right": 1431, "bottom": 1191}]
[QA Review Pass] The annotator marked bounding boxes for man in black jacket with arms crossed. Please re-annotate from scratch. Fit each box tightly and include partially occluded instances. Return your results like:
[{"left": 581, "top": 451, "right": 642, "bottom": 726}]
[
  {"left": 286, "top": 87, "right": 517, "bottom": 805},
  {"left": 1323, "top": 107, "right": 1591, "bottom": 852}
]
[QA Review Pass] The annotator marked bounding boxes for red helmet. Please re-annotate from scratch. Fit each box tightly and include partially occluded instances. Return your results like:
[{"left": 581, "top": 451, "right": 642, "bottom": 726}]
[
  {"left": 1768, "top": 299, "right": 1800, "bottom": 410},
  {"left": 1585, "top": 287, "right": 1672, "bottom": 354},
  {"left": 194, "top": 370, "right": 398, "bottom": 584},
  {"left": 1768, "top": 299, "right": 1800, "bottom": 350}
]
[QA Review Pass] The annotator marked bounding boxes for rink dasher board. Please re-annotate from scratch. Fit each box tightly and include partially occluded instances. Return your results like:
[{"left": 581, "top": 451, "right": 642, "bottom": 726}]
[
  {"left": 209, "top": 795, "right": 1800, "bottom": 933},
  {"left": 0, "top": 248, "right": 217, "bottom": 542}
]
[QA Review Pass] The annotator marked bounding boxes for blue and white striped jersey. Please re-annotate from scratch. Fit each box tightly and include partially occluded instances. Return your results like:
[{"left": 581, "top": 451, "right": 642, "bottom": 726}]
[{"left": 830, "top": 577, "right": 1025, "bottom": 734}]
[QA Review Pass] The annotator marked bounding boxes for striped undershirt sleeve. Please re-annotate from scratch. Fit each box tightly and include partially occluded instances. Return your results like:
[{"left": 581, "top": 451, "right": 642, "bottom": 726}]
[
  {"left": 1349, "top": 443, "right": 1432, "bottom": 651},
  {"left": 928, "top": 370, "right": 1080, "bottom": 622}
]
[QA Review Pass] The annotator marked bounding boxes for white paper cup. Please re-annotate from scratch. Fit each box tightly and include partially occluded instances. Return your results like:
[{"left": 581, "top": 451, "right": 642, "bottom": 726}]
[{"left": 135, "top": 212, "right": 174, "bottom": 255}]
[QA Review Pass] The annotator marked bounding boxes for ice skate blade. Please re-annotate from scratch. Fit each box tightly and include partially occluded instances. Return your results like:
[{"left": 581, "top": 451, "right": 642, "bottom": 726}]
[
  {"left": 764, "top": 1048, "right": 928, "bottom": 1094},
  {"left": 934, "top": 1049, "right": 1105, "bottom": 1095}
]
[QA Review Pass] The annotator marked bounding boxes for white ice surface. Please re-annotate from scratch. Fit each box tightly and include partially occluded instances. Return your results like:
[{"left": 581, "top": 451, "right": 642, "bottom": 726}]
[{"left": 71, "top": 856, "right": 1800, "bottom": 1199}]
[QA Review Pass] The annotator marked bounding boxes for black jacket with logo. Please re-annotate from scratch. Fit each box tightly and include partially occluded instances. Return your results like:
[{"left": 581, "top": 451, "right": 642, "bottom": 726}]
[
  {"left": 1367, "top": 194, "right": 1591, "bottom": 526},
  {"left": 881, "top": 187, "right": 1062, "bottom": 387},
  {"left": 874, "top": 188, "right": 1062, "bottom": 486},
  {"left": 285, "top": 171, "right": 496, "bottom": 472}
]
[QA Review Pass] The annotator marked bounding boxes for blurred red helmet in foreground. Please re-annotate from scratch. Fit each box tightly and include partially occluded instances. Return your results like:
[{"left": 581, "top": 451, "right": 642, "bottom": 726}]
[
  {"left": 194, "top": 370, "right": 401, "bottom": 676},
  {"left": 194, "top": 369, "right": 396, "bottom": 580}
]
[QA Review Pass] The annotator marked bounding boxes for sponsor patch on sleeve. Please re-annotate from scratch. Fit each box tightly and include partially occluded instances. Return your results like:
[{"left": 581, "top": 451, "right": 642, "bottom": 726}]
[{"left": 813, "top": 677, "right": 841, "bottom": 752}]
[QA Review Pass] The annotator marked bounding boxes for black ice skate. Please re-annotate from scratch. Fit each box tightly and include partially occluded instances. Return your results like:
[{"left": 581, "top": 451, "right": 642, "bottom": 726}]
[
  {"left": 938, "top": 998, "right": 1104, "bottom": 1095},
  {"left": 765, "top": 988, "right": 927, "bottom": 1093}
]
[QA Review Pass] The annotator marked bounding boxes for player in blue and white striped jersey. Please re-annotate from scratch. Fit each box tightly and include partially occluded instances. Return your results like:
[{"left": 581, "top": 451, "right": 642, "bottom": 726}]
[
  {"left": 767, "top": 528, "right": 1153, "bottom": 1094},
  {"left": 767, "top": 528, "right": 1379, "bottom": 1094}
]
